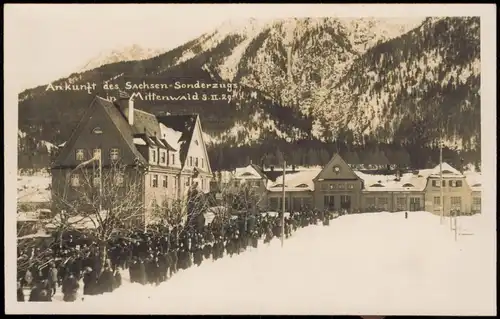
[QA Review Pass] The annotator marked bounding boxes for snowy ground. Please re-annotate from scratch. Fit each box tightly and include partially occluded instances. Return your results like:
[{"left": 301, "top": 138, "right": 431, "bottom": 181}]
[
  {"left": 38, "top": 211, "right": 495, "bottom": 315},
  {"left": 17, "top": 174, "right": 51, "bottom": 204}
]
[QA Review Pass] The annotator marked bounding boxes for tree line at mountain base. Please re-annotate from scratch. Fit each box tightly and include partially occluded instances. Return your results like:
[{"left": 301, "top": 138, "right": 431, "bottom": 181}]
[{"left": 207, "top": 140, "right": 481, "bottom": 173}]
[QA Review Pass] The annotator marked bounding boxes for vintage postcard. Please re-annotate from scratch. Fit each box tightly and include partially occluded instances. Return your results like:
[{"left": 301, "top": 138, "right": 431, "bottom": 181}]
[{"left": 4, "top": 3, "right": 497, "bottom": 316}]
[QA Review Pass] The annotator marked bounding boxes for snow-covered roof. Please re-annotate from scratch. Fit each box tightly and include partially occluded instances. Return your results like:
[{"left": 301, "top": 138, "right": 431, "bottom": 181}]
[
  {"left": 429, "top": 163, "right": 463, "bottom": 177},
  {"left": 234, "top": 165, "right": 264, "bottom": 180},
  {"left": 267, "top": 169, "right": 320, "bottom": 192},
  {"left": 362, "top": 173, "right": 427, "bottom": 192},
  {"left": 133, "top": 137, "right": 146, "bottom": 145},
  {"left": 159, "top": 122, "right": 183, "bottom": 152},
  {"left": 17, "top": 211, "right": 39, "bottom": 222}
]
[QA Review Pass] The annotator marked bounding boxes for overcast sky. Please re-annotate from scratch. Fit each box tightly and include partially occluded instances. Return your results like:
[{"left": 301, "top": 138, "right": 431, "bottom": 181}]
[{"left": 5, "top": 4, "right": 490, "bottom": 92}]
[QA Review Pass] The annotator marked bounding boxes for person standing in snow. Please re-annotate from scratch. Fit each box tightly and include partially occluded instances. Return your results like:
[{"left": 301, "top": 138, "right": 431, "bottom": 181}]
[
  {"left": 98, "top": 264, "right": 114, "bottom": 293},
  {"left": 48, "top": 262, "right": 58, "bottom": 296},
  {"left": 405, "top": 211, "right": 408, "bottom": 219},
  {"left": 62, "top": 274, "right": 79, "bottom": 302}
]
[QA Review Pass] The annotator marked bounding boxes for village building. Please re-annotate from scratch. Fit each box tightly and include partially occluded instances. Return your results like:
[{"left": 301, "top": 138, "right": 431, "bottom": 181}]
[
  {"left": 228, "top": 153, "right": 481, "bottom": 216},
  {"left": 51, "top": 93, "right": 212, "bottom": 225}
]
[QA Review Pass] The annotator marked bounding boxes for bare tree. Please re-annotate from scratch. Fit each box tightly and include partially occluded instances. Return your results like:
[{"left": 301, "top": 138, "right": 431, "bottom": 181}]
[{"left": 49, "top": 159, "right": 146, "bottom": 272}]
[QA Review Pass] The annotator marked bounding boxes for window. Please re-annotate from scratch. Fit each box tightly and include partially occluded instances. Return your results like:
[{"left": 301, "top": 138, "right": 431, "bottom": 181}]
[
  {"left": 338, "top": 184, "right": 345, "bottom": 189},
  {"left": 409, "top": 197, "right": 421, "bottom": 211},
  {"left": 365, "top": 197, "right": 375, "bottom": 207},
  {"left": 303, "top": 197, "right": 312, "bottom": 210},
  {"left": 432, "top": 180, "right": 446, "bottom": 187},
  {"left": 93, "top": 148, "right": 101, "bottom": 159},
  {"left": 151, "top": 149, "right": 157, "bottom": 163},
  {"left": 71, "top": 174, "right": 80, "bottom": 187},
  {"left": 195, "top": 157, "right": 199, "bottom": 167},
  {"left": 278, "top": 198, "right": 289, "bottom": 211},
  {"left": 451, "top": 196, "right": 462, "bottom": 210},
  {"left": 160, "top": 151, "right": 166, "bottom": 165},
  {"left": 152, "top": 174, "right": 158, "bottom": 188},
  {"left": 110, "top": 148, "right": 119, "bottom": 161},
  {"left": 115, "top": 173, "right": 124, "bottom": 186},
  {"left": 292, "top": 197, "right": 301, "bottom": 211},
  {"left": 329, "top": 184, "right": 336, "bottom": 190},
  {"left": 189, "top": 156, "right": 193, "bottom": 166},
  {"left": 449, "top": 180, "right": 462, "bottom": 187},
  {"left": 173, "top": 176, "right": 178, "bottom": 193},
  {"left": 76, "top": 149, "right": 85, "bottom": 161},
  {"left": 396, "top": 197, "right": 407, "bottom": 211},
  {"left": 340, "top": 195, "right": 351, "bottom": 209},
  {"left": 270, "top": 198, "right": 279, "bottom": 211},
  {"left": 162, "top": 175, "right": 168, "bottom": 188},
  {"left": 378, "top": 197, "right": 389, "bottom": 210},
  {"left": 433, "top": 196, "right": 441, "bottom": 206},
  {"left": 186, "top": 177, "right": 191, "bottom": 186},
  {"left": 201, "top": 178, "right": 205, "bottom": 190},
  {"left": 347, "top": 184, "right": 354, "bottom": 190},
  {"left": 472, "top": 197, "right": 481, "bottom": 211},
  {"left": 201, "top": 159, "right": 204, "bottom": 168},
  {"left": 324, "top": 195, "right": 335, "bottom": 210}
]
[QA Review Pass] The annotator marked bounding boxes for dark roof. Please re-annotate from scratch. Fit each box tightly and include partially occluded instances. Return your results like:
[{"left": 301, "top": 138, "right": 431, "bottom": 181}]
[
  {"left": 263, "top": 169, "right": 299, "bottom": 182},
  {"left": 132, "top": 109, "right": 161, "bottom": 136},
  {"left": 156, "top": 114, "right": 198, "bottom": 167},
  {"left": 54, "top": 96, "right": 147, "bottom": 166},
  {"left": 249, "top": 163, "right": 267, "bottom": 179}
]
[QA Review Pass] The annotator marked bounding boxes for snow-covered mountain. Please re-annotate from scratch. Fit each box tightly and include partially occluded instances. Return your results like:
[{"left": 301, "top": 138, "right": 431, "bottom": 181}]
[
  {"left": 18, "top": 16, "right": 480, "bottom": 170},
  {"left": 79, "top": 44, "right": 166, "bottom": 72}
]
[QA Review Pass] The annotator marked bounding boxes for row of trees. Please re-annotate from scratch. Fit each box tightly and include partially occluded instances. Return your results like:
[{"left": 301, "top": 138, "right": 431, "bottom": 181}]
[
  {"left": 208, "top": 141, "right": 480, "bottom": 172},
  {"left": 21, "top": 160, "right": 264, "bottom": 274}
]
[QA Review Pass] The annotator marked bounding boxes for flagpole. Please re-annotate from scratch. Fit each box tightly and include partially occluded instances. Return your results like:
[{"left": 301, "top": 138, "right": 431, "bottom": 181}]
[
  {"left": 281, "top": 160, "right": 286, "bottom": 248},
  {"left": 440, "top": 137, "right": 444, "bottom": 225},
  {"left": 99, "top": 151, "right": 103, "bottom": 214}
]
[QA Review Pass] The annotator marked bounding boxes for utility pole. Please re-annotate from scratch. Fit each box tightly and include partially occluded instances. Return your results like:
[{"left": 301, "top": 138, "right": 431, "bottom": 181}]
[
  {"left": 281, "top": 160, "right": 286, "bottom": 248},
  {"left": 440, "top": 136, "right": 444, "bottom": 225}
]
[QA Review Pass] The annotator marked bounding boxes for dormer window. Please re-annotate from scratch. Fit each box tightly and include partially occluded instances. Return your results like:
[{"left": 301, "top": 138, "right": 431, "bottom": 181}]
[
  {"left": 76, "top": 149, "right": 85, "bottom": 161},
  {"left": 195, "top": 157, "right": 199, "bottom": 167},
  {"left": 171, "top": 153, "right": 175, "bottom": 165},
  {"left": 160, "top": 151, "right": 166, "bottom": 165},
  {"left": 151, "top": 149, "right": 157, "bottom": 164},
  {"left": 189, "top": 156, "right": 193, "bottom": 166},
  {"left": 201, "top": 158, "right": 204, "bottom": 168}
]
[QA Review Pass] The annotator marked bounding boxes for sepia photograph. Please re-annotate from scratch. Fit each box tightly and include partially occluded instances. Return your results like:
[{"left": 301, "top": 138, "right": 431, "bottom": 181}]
[{"left": 4, "top": 3, "right": 497, "bottom": 315}]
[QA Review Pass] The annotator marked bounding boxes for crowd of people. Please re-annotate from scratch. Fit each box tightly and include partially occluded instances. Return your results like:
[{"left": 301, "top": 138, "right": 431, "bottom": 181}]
[{"left": 17, "top": 209, "right": 340, "bottom": 302}]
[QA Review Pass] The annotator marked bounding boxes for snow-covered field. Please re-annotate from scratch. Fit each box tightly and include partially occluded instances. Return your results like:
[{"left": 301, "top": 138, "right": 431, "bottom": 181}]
[{"left": 34, "top": 211, "right": 495, "bottom": 315}]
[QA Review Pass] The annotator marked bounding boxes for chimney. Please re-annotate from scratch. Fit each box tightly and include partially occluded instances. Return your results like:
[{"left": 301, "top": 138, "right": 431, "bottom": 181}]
[
  {"left": 127, "top": 98, "right": 134, "bottom": 126},
  {"left": 250, "top": 159, "right": 253, "bottom": 165},
  {"left": 118, "top": 91, "right": 134, "bottom": 126}
]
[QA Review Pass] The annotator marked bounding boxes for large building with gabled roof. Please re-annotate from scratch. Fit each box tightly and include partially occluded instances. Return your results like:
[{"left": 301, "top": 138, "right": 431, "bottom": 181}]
[
  {"left": 230, "top": 154, "right": 481, "bottom": 215},
  {"left": 51, "top": 93, "right": 212, "bottom": 225}
]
